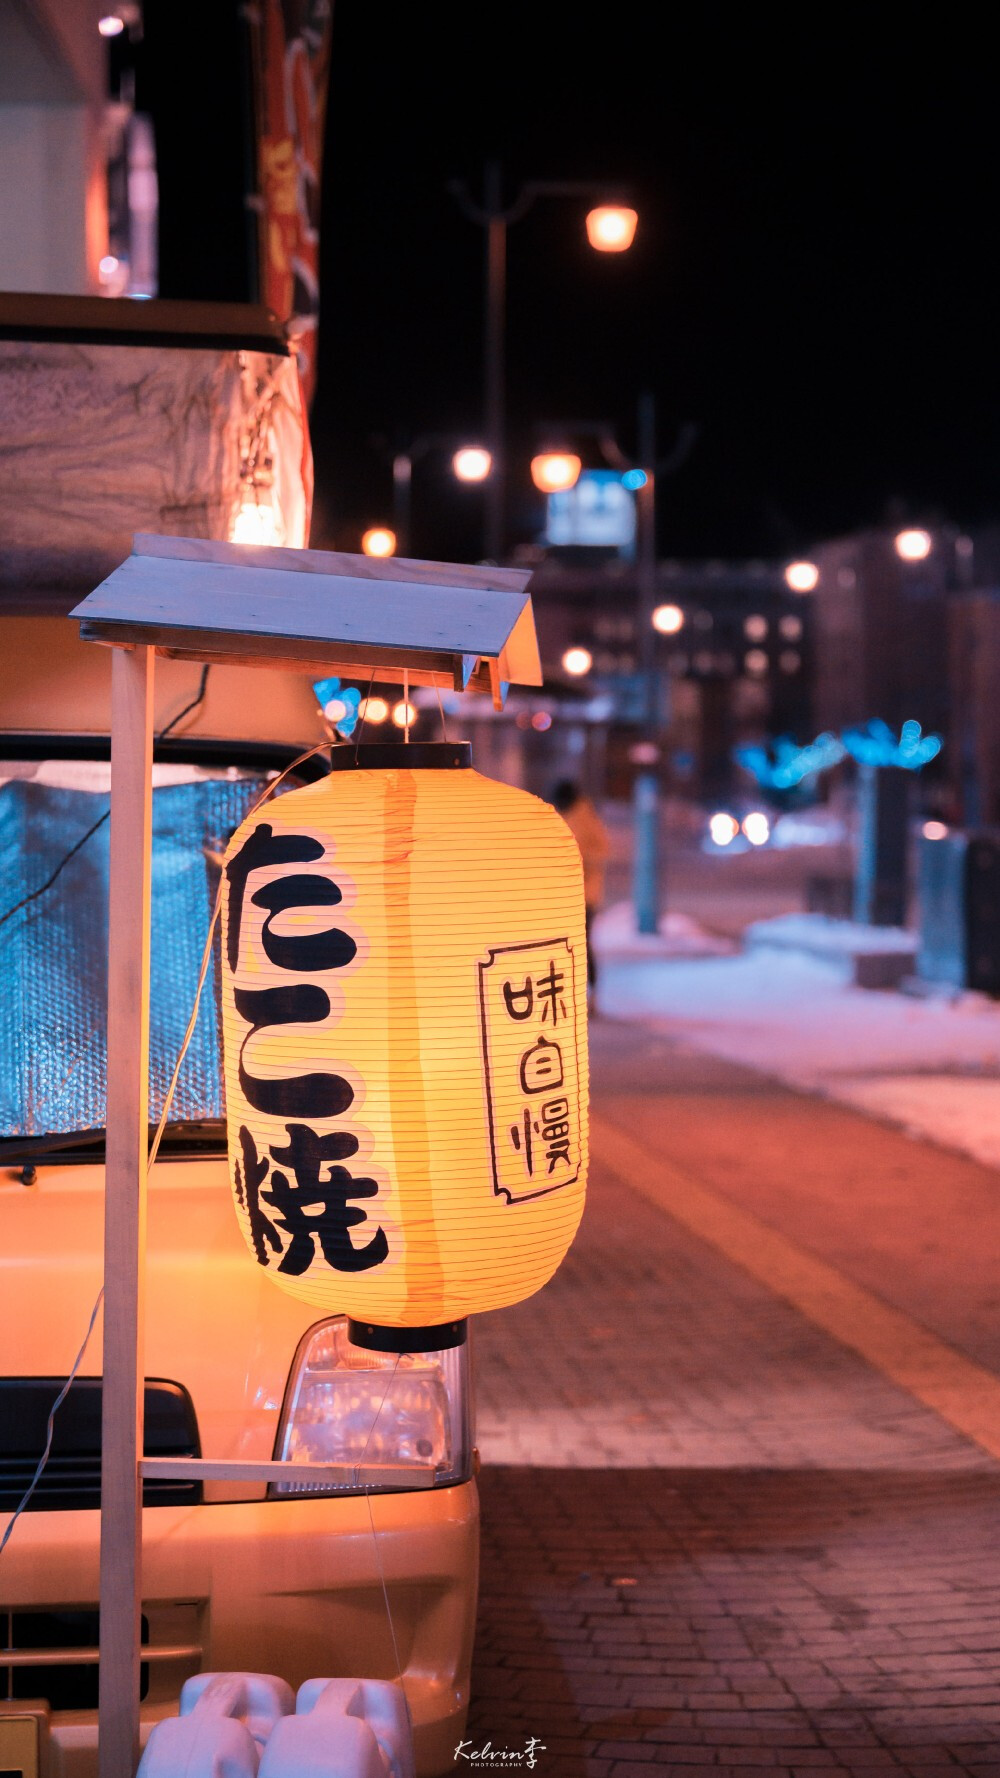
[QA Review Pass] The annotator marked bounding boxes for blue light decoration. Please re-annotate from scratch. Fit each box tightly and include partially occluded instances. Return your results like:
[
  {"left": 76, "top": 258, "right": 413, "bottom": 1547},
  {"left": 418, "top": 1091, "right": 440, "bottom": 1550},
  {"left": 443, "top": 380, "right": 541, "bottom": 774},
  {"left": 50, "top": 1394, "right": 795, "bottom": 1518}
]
[
  {"left": 734, "top": 731, "right": 847, "bottom": 791},
  {"left": 622, "top": 468, "right": 648, "bottom": 491},
  {"left": 840, "top": 718, "right": 942, "bottom": 770},
  {"left": 313, "top": 676, "right": 362, "bottom": 740}
]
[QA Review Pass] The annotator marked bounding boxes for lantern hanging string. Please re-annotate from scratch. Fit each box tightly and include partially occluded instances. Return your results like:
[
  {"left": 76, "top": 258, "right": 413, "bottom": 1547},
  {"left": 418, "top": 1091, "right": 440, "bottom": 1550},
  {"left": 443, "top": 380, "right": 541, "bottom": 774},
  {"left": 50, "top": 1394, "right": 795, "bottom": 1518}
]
[
  {"left": 0, "top": 737, "right": 336, "bottom": 1555},
  {"left": 357, "top": 1353, "right": 409, "bottom": 1722},
  {"left": 355, "top": 665, "right": 377, "bottom": 761},
  {"left": 404, "top": 670, "right": 410, "bottom": 744}
]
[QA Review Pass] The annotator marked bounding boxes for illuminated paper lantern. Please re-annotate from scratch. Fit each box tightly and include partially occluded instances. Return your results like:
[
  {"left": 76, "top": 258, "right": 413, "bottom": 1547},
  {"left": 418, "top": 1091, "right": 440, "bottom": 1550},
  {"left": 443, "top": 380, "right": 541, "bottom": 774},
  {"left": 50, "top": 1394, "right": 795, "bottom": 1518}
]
[{"left": 220, "top": 742, "right": 588, "bottom": 1347}]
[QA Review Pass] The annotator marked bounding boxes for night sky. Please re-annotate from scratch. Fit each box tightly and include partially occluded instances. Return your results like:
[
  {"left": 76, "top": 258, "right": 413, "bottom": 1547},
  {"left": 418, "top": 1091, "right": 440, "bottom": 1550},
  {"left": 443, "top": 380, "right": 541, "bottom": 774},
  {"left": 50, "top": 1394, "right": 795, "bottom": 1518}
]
[{"left": 142, "top": 6, "right": 998, "bottom": 564}]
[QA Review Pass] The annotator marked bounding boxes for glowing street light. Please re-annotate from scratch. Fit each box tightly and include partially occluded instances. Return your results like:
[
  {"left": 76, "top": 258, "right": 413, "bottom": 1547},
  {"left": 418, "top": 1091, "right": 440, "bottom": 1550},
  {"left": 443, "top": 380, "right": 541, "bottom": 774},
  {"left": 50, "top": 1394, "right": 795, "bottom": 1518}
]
[
  {"left": 562, "top": 646, "right": 593, "bottom": 677},
  {"left": 391, "top": 699, "right": 417, "bottom": 728},
  {"left": 652, "top": 603, "right": 684, "bottom": 634},
  {"left": 452, "top": 446, "right": 492, "bottom": 483},
  {"left": 359, "top": 695, "right": 390, "bottom": 725},
  {"left": 361, "top": 526, "right": 396, "bottom": 558},
  {"left": 585, "top": 205, "right": 638, "bottom": 252},
  {"left": 895, "top": 528, "right": 932, "bottom": 561},
  {"left": 449, "top": 161, "right": 638, "bottom": 558},
  {"left": 531, "top": 452, "right": 582, "bottom": 494},
  {"left": 784, "top": 560, "right": 819, "bottom": 593}
]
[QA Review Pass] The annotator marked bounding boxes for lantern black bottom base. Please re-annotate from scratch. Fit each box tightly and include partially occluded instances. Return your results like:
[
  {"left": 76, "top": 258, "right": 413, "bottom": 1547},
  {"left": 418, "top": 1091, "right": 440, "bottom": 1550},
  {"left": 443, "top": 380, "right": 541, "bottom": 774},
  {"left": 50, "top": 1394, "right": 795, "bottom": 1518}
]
[{"left": 347, "top": 1317, "right": 468, "bottom": 1354}]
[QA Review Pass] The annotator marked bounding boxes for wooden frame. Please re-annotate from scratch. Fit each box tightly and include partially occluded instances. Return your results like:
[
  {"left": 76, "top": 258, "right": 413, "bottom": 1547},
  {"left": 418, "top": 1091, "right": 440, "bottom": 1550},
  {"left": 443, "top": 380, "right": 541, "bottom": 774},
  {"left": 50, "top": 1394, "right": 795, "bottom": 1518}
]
[{"left": 71, "top": 538, "right": 542, "bottom": 1775}]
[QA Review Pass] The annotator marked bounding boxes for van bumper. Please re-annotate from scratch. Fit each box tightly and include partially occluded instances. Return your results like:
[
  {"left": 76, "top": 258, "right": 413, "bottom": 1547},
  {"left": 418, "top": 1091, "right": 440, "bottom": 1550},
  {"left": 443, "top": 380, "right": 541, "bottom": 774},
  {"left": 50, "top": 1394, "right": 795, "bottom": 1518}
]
[{"left": 0, "top": 1479, "right": 478, "bottom": 1778}]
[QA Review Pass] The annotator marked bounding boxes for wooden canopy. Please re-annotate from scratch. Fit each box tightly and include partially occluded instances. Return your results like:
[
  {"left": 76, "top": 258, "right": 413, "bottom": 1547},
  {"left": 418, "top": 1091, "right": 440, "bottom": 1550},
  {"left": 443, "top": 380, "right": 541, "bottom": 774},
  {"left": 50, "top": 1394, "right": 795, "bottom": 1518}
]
[{"left": 71, "top": 533, "right": 543, "bottom": 710}]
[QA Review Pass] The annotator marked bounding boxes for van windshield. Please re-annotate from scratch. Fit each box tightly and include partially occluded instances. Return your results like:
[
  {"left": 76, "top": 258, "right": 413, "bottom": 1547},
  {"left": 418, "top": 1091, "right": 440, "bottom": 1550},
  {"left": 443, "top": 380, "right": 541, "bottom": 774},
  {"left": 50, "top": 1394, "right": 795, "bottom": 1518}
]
[{"left": 0, "top": 753, "right": 290, "bottom": 1163}]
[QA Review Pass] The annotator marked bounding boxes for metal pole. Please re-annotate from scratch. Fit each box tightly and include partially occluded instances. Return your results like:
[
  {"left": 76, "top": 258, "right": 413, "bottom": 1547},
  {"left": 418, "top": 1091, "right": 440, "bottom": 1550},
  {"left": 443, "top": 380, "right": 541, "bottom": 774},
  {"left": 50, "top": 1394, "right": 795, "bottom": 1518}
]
[
  {"left": 392, "top": 450, "right": 412, "bottom": 557},
  {"left": 483, "top": 161, "right": 506, "bottom": 563},
  {"left": 632, "top": 391, "right": 661, "bottom": 934}
]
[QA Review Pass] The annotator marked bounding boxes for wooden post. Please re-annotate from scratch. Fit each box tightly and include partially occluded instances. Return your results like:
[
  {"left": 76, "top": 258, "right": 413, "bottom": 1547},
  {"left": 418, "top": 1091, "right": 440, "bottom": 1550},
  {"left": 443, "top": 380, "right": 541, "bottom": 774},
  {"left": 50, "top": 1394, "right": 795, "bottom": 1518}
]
[{"left": 98, "top": 645, "right": 154, "bottom": 1778}]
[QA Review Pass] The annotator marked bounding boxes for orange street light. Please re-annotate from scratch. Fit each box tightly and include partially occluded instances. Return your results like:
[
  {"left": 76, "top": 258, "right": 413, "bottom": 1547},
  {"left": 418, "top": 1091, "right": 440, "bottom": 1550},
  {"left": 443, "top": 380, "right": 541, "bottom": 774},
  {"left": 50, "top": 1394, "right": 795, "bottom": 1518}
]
[
  {"left": 652, "top": 602, "right": 684, "bottom": 634},
  {"left": 586, "top": 205, "right": 639, "bottom": 252},
  {"left": 452, "top": 446, "right": 492, "bottom": 482},
  {"left": 531, "top": 452, "right": 583, "bottom": 494},
  {"left": 361, "top": 526, "right": 397, "bottom": 558},
  {"left": 449, "top": 161, "right": 638, "bottom": 559},
  {"left": 895, "top": 528, "right": 932, "bottom": 561},
  {"left": 784, "top": 560, "right": 819, "bottom": 593},
  {"left": 562, "top": 646, "right": 593, "bottom": 676}
]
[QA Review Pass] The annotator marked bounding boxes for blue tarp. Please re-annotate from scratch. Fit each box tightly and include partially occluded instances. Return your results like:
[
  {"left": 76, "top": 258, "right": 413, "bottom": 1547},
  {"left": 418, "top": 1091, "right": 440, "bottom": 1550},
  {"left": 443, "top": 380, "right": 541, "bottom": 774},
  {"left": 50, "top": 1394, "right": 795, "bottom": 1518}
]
[{"left": 0, "top": 777, "right": 269, "bottom": 1137}]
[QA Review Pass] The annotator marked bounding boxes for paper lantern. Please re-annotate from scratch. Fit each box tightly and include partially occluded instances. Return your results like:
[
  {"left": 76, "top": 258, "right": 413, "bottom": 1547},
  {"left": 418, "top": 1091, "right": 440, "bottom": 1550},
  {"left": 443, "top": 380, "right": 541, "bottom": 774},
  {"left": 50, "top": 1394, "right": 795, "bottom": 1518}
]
[{"left": 221, "top": 742, "right": 588, "bottom": 1348}]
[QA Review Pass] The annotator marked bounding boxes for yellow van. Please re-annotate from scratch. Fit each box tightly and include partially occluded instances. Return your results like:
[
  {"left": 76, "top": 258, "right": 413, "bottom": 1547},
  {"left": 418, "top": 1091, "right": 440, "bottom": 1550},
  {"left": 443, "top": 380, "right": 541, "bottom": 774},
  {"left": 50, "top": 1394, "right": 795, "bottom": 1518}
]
[{"left": 0, "top": 616, "right": 479, "bottom": 1778}]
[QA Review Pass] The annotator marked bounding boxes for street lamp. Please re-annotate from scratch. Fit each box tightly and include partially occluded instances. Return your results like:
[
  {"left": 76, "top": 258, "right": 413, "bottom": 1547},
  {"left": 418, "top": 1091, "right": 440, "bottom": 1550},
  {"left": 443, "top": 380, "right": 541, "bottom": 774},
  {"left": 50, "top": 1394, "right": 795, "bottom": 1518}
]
[
  {"left": 448, "top": 161, "right": 637, "bottom": 561},
  {"left": 391, "top": 432, "right": 492, "bottom": 556},
  {"left": 531, "top": 451, "right": 583, "bottom": 493},
  {"left": 361, "top": 526, "right": 397, "bottom": 558}
]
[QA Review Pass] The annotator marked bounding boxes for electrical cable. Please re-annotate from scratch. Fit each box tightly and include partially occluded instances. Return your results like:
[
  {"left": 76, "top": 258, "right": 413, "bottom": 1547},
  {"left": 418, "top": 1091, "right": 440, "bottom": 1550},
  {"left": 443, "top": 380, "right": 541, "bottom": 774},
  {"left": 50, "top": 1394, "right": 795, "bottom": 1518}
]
[
  {"left": 0, "top": 737, "right": 333, "bottom": 1556},
  {"left": 0, "top": 1286, "right": 105, "bottom": 1557},
  {"left": 0, "top": 668, "right": 211, "bottom": 937},
  {"left": 355, "top": 1354, "right": 410, "bottom": 1721},
  {"left": 157, "top": 664, "right": 210, "bottom": 741},
  {"left": 0, "top": 806, "right": 110, "bottom": 935}
]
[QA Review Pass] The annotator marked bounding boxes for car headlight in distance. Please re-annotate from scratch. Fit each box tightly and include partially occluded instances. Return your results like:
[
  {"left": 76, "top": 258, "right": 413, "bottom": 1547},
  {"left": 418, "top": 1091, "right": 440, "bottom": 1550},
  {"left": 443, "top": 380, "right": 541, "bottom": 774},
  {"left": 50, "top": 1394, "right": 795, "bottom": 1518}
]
[{"left": 270, "top": 1317, "right": 473, "bottom": 1496}]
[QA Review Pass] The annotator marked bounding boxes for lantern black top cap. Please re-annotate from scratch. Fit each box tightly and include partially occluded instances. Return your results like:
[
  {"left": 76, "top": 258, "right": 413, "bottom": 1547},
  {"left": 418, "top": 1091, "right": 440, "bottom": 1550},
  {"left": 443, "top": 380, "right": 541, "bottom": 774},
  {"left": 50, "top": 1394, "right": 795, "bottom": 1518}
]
[
  {"left": 71, "top": 533, "right": 542, "bottom": 712},
  {"left": 329, "top": 742, "right": 471, "bottom": 771}
]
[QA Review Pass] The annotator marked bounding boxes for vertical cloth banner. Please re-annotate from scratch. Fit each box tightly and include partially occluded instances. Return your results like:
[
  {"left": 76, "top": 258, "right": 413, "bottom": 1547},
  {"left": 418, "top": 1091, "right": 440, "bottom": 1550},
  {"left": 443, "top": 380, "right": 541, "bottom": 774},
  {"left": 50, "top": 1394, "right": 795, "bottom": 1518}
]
[{"left": 251, "top": 0, "right": 333, "bottom": 410}]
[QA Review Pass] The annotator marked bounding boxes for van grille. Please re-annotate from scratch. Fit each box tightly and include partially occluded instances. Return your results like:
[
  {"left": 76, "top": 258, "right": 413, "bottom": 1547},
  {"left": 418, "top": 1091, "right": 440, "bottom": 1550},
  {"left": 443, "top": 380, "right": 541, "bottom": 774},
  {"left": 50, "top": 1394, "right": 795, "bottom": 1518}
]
[
  {"left": 0, "top": 1378, "right": 202, "bottom": 1512},
  {"left": 0, "top": 1603, "right": 204, "bottom": 1711}
]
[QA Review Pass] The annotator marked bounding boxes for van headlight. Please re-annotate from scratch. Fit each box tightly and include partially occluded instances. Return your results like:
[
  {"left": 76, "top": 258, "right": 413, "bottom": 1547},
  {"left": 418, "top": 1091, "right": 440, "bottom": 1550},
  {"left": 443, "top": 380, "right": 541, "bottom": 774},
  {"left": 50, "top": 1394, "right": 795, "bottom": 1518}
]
[{"left": 269, "top": 1317, "right": 473, "bottom": 1496}]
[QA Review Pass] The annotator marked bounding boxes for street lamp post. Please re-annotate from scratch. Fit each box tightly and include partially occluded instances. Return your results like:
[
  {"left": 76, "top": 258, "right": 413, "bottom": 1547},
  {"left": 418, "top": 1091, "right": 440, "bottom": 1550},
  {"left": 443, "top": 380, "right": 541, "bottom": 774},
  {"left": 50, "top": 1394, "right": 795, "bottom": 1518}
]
[
  {"left": 448, "top": 161, "right": 637, "bottom": 561},
  {"left": 389, "top": 432, "right": 491, "bottom": 556},
  {"left": 633, "top": 391, "right": 660, "bottom": 935},
  {"left": 631, "top": 401, "right": 699, "bottom": 934}
]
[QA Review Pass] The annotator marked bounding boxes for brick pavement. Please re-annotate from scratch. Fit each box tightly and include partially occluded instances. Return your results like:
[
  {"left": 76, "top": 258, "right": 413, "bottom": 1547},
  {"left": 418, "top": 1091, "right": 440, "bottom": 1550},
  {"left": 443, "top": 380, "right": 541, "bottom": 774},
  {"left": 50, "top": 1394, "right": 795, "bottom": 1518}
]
[{"left": 463, "top": 1018, "right": 1000, "bottom": 1777}]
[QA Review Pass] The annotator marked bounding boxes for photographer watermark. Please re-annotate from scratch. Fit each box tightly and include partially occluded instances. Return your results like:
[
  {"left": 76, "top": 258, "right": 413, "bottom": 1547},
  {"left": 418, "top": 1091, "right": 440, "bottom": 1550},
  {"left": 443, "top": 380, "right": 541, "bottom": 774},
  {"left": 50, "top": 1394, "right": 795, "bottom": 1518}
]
[{"left": 454, "top": 1735, "right": 546, "bottom": 1769}]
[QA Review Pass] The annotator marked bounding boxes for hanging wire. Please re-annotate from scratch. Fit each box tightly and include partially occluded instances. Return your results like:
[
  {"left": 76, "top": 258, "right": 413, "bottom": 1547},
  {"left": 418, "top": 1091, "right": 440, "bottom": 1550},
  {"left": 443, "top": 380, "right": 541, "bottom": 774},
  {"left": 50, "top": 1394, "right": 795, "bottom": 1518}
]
[
  {"left": 355, "top": 1353, "right": 410, "bottom": 1721},
  {"left": 0, "top": 1285, "right": 105, "bottom": 1557},
  {"left": 403, "top": 670, "right": 410, "bottom": 745},
  {"left": 0, "top": 736, "right": 335, "bottom": 1556},
  {"left": 158, "top": 664, "right": 210, "bottom": 742},
  {"left": 1, "top": 669, "right": 212, "bottom": 938},
  {"left": 355, "top": 667, "right": 377, "bottom": 761},
  {"left": 0, "top": 806, "right": 110, "bottom": 936},
  {"left": 435, "top": 684, "right": 448, "bottom": 742}
]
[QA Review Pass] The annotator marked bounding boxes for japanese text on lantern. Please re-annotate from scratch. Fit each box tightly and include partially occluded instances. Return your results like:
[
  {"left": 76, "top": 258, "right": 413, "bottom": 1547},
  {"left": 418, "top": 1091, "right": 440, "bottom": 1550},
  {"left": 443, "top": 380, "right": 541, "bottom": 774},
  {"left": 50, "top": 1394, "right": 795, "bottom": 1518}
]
[
  {"left": 225, "top": 821, "right": 387, "bottom": 1278},
  {"left": 478, "top": 938, "right": 582, "bottom": 1203}
]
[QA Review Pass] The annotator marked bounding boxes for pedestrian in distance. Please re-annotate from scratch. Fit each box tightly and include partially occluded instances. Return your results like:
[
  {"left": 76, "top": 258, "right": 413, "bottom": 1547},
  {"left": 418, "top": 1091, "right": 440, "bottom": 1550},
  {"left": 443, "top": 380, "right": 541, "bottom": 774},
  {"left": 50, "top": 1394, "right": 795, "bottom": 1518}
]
[{"left": 549, "top": 778, "right": 609, "bottom": 1008}]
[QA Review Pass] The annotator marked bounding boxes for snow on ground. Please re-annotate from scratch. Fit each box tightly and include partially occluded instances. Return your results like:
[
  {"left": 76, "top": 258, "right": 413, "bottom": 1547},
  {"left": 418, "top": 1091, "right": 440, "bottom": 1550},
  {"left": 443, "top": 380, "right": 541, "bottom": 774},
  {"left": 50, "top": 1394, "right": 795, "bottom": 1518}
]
[{"left": 594, "top": 903, "right": 1000, "bottom": 1172}]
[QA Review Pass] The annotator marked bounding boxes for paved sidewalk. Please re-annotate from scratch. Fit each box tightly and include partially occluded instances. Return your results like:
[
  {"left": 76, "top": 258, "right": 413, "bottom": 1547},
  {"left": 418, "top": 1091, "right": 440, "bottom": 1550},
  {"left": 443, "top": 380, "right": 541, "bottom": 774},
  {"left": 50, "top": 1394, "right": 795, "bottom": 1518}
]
[{"left": 465, "top": 1018, "right": 1000, "bottom": 1777}]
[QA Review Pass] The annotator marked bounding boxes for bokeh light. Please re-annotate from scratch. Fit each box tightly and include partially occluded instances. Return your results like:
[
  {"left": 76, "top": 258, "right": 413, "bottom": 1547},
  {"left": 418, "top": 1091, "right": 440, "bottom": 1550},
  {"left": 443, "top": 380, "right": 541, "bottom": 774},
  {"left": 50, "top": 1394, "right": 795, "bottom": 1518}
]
[
  {"left": 785, "top": 561, "right": 819, "bottom": 593},
  {"left": 362, "top": 526, "right": 396, "bottom": 558}
]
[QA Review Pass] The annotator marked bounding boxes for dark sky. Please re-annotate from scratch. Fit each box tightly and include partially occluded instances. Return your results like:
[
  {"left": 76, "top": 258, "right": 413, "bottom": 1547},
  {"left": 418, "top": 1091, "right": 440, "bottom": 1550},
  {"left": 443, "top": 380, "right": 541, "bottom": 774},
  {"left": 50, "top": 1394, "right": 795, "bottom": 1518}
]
[{"left": 143, "top": 5, "right": 998, "bottom": 564}]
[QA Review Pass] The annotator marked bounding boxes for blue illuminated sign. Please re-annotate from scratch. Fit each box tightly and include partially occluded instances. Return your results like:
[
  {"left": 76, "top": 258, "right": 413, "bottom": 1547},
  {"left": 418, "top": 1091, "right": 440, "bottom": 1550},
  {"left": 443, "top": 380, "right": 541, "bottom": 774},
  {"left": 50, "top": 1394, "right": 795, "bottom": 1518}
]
[
  {"left": 841, "top": 718, "right": 942, "bottom": 770},
  {"left": 545, "top": 470, "right": 637, "bottom": 554}
]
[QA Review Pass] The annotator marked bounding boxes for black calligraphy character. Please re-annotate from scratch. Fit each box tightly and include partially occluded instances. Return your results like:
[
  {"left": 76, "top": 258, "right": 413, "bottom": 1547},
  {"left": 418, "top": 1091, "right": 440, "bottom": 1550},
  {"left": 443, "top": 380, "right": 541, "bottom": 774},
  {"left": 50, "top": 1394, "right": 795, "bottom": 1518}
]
[
  {"left": 226, "top": 824, "right": 358, "bottom": 1119},
  {"left": 502, "top": 977, "right": 534, "bottom": 1020},
  {"left": 519, "top": 1035, "right": 564, "bottom": 1095},
  {"left": 262, "top": 1123, "right": 388, "bottom": 1275},
  {"left": 540, "top": 1097, "right": 572, "bottom": 1173},
  {"left": 535, "top": 960, "right": 567, "bottom": 1026},
  {"left": 234, "top": 1125, "right": 283, "bottom": 1264},
  {"left": 509, "top": 1108, "right": 536, "bottom": 1177},
  {"left": 225, "top": 823, "right": 326, "bottom": 971}
]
